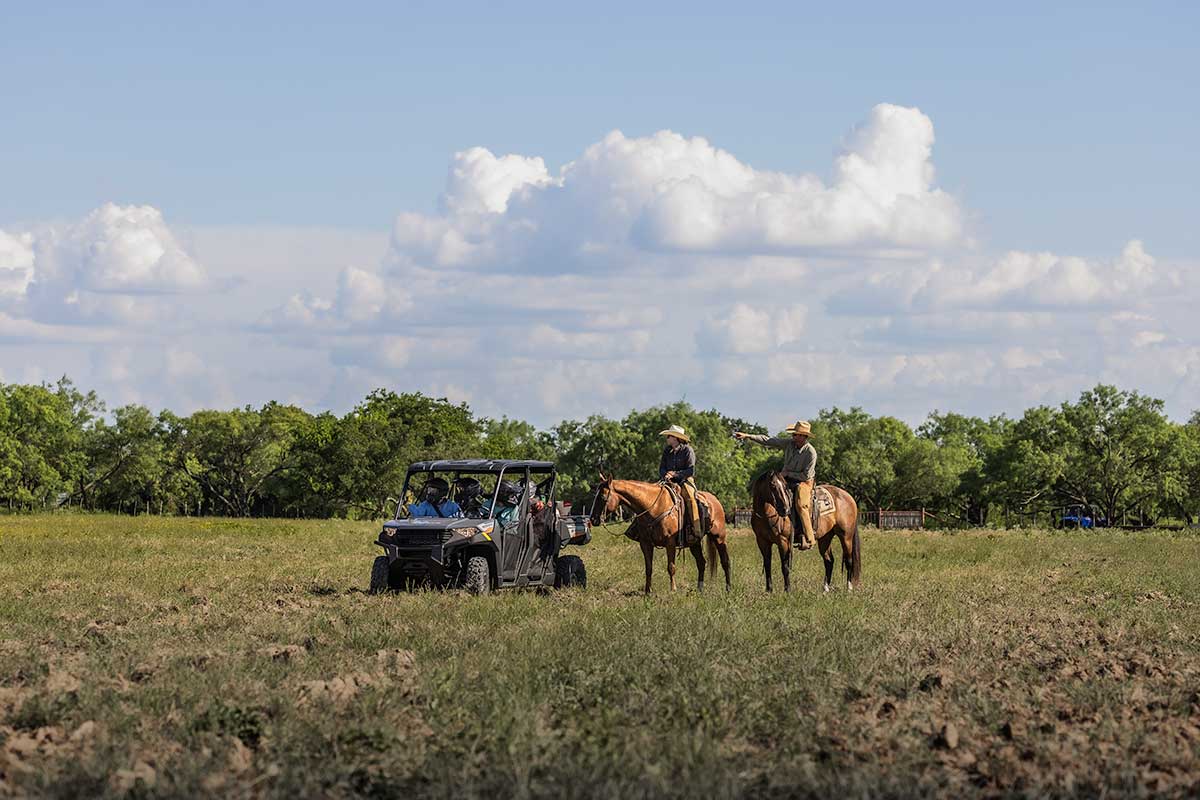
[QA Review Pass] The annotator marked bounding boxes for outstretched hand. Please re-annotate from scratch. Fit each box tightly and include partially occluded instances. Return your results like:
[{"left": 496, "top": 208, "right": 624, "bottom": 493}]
[{"left": 732, "top": 431, "right": 749, "bottom": 440}]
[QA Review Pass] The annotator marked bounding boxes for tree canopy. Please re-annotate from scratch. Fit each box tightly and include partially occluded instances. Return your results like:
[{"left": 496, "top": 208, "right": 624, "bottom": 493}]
[{"left": 2, "top": 378, "right": 1196, "bottom": 526}]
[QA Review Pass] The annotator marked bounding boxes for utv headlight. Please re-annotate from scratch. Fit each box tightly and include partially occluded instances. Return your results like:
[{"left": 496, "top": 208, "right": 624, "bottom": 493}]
[{"left": 455, "top": 522, "right": 494, "bottom": 538}]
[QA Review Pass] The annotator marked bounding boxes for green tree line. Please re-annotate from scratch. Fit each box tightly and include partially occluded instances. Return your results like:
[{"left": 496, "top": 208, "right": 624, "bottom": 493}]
[{"left": 2, "top": 379, "right": 1198, "bottom": 526}]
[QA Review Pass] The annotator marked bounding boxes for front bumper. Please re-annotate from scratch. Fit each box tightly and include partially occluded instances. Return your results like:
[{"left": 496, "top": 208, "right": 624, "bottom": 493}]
[{"left": 377, "top": 533, "right": 461, "bottom": 584}]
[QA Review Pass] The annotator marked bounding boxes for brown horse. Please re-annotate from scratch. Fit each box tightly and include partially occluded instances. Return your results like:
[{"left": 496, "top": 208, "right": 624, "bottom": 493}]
[
  {"left": 589, "top": 473, "right": 731, "bottom": 593},
  {"left": 750, "top": 471, "right": 861, "bottom": 592}
]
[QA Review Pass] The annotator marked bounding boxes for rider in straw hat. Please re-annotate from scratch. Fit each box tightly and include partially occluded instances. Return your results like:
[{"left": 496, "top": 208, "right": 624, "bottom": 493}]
[
  {"left": 734, "top": 421, "right": 818, "bottom": 550},
  {"left": 659, "top": 424, "right": 701, "bottom": 546}
]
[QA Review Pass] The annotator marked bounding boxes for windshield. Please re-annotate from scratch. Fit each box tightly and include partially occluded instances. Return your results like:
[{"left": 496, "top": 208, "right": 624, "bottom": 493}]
[
  {"left": 395, "top": 468, "right": 555, "bottom": 520},
  {"left": 397, "top": 471, "right": 495, "bottom": 519}
]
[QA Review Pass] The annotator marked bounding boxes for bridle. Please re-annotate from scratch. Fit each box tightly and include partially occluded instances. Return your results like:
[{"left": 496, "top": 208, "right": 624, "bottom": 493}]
[
  {"left": 751, "top": 472, "right": 790, "bottom": 520},
  {"left": 589, "top": 482, "right": 611, "bottom": 527}
]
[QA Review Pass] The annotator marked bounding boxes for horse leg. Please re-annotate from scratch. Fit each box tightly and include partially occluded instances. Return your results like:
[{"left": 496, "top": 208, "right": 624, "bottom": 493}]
[
  {"left": 666, "top": 542, "right": 678, "bottom": 592},
  {"left": 690, "top": 540, "right": 706, "bottom": 592},
  {"left": 640, "top": 539, "right": 654, "bottom": 594},
  {"left": 839, "top": 530, "right": 854, "bottom": 591},
  {"left": 779, "top": 537, "right": 793, "bottom": 593},
  {"left": 757, "top": 536, "right": 773, "bottom": 592},
  {"left": 819, "top": 535, "right": 834, "bottom": 592},
  {"left": 718, "top": 541, "right": 731, "bottom": 592}
]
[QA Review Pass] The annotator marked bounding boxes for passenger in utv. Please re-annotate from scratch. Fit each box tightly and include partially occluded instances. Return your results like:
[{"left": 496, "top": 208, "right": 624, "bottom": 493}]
[
  {"left": 454, "top": 477, "right": 487, "bottom": 518},
  {"left": 406, "top": 477, "right": 461, "bottom": 518},
  {"left": 483, "top": 480, "right": 522, "bottom": 527}
]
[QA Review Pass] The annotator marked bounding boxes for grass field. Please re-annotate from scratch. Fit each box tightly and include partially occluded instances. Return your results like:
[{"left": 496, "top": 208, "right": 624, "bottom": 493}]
[{"left": 1, "top": 515, "right": 1199, "bottom": 798}]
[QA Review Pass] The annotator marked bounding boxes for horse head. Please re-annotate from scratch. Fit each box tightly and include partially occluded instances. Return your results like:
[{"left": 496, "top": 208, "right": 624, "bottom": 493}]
[
  {"left": 752, "top": 470, "right": 790, "bottom": 513},
  {"left": 589, "top": 471, "right": 619, "bottom": 526}
]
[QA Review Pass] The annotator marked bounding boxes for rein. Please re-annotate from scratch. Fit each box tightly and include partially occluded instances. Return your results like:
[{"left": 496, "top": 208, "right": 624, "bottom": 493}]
[
  {"left": 632, "top": 483, "right": 677, "bottom": 524},
  {"left": 600, "top": 481, "right": 680, "bottom": 530}
]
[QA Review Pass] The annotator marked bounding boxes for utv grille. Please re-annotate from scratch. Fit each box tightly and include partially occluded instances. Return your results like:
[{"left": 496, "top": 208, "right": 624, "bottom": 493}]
[{"left": 396, "top": 531, "right": 452, "bottom": 547}]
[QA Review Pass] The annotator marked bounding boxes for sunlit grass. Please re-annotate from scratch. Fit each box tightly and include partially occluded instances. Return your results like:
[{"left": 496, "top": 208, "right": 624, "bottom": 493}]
[{"left": 1, "top": 515, "right": 1198, "bottom": 798}]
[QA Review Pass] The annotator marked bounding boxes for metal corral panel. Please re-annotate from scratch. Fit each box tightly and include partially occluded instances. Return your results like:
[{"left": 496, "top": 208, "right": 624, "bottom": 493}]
[{"left": 880, "top": 510, "right": 925, "bottom": 530}]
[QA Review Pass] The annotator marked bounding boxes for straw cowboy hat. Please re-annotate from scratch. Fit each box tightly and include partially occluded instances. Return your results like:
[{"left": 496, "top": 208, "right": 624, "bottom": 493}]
[
  {"left": 785, "top": 420, "right": 814, "bottom": 438},
  {"left": 659, "top": 424, "right": 690, "bottom": 443}
]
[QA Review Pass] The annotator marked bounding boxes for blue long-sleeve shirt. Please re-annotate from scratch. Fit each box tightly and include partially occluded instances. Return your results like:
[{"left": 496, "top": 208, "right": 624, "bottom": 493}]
[
  {"left": 407, "top": 500, "right": 461, "bottom": 518},
  {"left": 659, "top": 444, "right": 696, "bottom": 482}
]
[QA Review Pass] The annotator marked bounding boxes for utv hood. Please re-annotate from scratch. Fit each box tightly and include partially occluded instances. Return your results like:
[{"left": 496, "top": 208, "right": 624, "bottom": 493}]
[{"left": 383, "top": 517, "right": 491, "bottom": 534}]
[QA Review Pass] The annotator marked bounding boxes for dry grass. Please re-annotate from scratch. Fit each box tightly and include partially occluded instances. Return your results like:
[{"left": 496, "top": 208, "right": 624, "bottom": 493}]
[{"left": 1, "top": 515, "right": 1199, "bottom": 798}]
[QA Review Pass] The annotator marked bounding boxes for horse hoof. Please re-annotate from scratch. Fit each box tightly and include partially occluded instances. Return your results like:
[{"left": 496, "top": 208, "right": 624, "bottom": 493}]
[
  {"left": 823, "top": 583, "right": 832, "bottom": 593},
  {"left": 847, "top": 581, "right": 854, "bottom": 592}
]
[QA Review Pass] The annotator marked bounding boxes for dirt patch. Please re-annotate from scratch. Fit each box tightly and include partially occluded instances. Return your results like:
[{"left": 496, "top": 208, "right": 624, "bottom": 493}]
[
  {"left": 297, "top": 649, "right": 418, "bottom": 706},
  {"left": 111, "top": 760, "right": 157, "bottom": 793},
  {"left": 257, "top": 644, "right": 307, "bottom": 663},
  {"left": 818, "top": 610, "right": 1200, "bottom": 795},
  {"left": 43, "top": 669, "right": 80, "bottom": 696}
]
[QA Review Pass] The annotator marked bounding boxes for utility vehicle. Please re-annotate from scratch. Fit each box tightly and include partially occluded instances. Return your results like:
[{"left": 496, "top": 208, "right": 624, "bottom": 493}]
[{"left": 370, "top": 459, "right": 590, "bottom": 594}]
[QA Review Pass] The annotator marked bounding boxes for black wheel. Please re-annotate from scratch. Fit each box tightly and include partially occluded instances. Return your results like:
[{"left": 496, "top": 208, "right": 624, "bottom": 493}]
[
  {"left": 369, "top": 556, "right": 392, "bottom": 594},
  {"left": 462, "top": 555, "right": 491, "bottom": 595},
  {"left": 554, "top": 555, "right": 587, "bottom": 589}
]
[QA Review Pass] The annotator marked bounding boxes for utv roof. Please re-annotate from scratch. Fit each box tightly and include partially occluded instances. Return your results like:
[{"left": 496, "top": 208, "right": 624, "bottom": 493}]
[{"left": 407, "top": 459, "right": 555, "bottom": 472}]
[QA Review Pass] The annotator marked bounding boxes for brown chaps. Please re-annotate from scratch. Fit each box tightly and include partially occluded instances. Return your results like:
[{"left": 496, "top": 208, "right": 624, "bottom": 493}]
[
  {"left": 792, "top": 478, "right": 816, "bottom": 549},
  {"left": 679, "top": 478, "right": 700, "bottom": 544}
]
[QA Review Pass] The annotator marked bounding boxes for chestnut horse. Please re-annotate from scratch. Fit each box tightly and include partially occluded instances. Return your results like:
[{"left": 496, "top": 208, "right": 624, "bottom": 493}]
[
  {"left": 750, "top": 471, "right": 861, "bottom": 592},
  {"left": 590, "top": 473, "right": 731, "bottom": 593}
]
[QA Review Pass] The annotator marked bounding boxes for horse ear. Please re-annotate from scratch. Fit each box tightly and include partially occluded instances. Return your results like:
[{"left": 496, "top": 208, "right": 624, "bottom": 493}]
[{"left": 598, "top": 468, "right": 609, "bottom": 482}]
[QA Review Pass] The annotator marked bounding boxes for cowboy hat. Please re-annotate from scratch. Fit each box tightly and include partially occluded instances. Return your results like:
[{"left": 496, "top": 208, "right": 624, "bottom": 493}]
[
  {"left": 785, "top": 420, "right": 814, "bottom": 438},
  {"left": 659, "top": 424, "right": 690, "bottom": 443}
]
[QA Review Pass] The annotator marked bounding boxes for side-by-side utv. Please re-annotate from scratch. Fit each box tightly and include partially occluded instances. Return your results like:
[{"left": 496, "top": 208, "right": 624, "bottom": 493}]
[{"left": 369, "top": 459, "right": 590, "bottom": 594}]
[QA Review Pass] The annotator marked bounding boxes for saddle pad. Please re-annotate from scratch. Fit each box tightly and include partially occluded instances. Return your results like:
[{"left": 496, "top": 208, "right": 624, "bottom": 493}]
[{"left": 813, "top": 486, "right": 836, "bottom": 519}]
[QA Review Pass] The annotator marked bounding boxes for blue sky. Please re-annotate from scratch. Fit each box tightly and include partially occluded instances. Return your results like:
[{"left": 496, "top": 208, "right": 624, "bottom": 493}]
[
  {"left": 2, "top": 2, "right": 1199, "bottom": 425},
  {"left": 5, "top": 2, "right": 1197, "bottom": 254}
]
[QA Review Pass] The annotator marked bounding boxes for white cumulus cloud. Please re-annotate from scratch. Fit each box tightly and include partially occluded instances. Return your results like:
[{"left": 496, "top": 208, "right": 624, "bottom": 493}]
[
  {"left": 441, "top": 147, "right": 554, "bottom": 215},
  {"left": 915, "top": 240, "right": 1162, "bottom": 311},
  {"left": 9, "top": 105, "right": 1200, "bottom": 429},
  {"left": 829, "top": 240, "right": 1170, "bottom": 316},
  {"left": 698, "top": 303, "right": 806, "bottom": 354},
  {"left": 385, "top": 103, "right": 964, "bottom": 275},
  {"left": 0, "top": 230, "right": 35, "bottom": 296},
  {"left": 34, "top": 204, "right": 206, "bottom": 294},
  {"left": 257, "top": 265, "right": 411, "bottom": 331},
  {"left": 2, "top": 203, "right": 209, "bottom": 326}
]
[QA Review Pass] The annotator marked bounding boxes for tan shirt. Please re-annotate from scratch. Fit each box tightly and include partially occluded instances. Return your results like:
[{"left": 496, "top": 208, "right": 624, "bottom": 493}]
[{"left": 745, "top": 435, "right": 816, "bottom": 482}]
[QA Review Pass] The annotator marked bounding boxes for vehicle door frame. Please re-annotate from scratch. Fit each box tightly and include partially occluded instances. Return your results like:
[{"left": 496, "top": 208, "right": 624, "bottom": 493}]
[
  {"left": 497, "top": 466, "right": 529, "bottom": 583},
  {"left": 520, "top": 467, "right": 557, "bottom": 581}
]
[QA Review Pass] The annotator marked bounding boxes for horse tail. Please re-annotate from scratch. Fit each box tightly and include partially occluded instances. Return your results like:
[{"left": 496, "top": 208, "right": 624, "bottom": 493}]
[{"left": 846, "top": 511, "right": 863, "bottom": 586}]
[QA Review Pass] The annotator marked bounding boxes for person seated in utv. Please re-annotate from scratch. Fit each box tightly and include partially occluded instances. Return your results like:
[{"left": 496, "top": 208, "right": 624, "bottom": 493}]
[
  {"left": 477, "top": 480, "right": 522, "bottom": 527},
  {"left": 453, "top": 477, "right": 487, "bottom": 518},
  {"left": 406, "top": 477, "right": 461, "bottom": 518}
]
